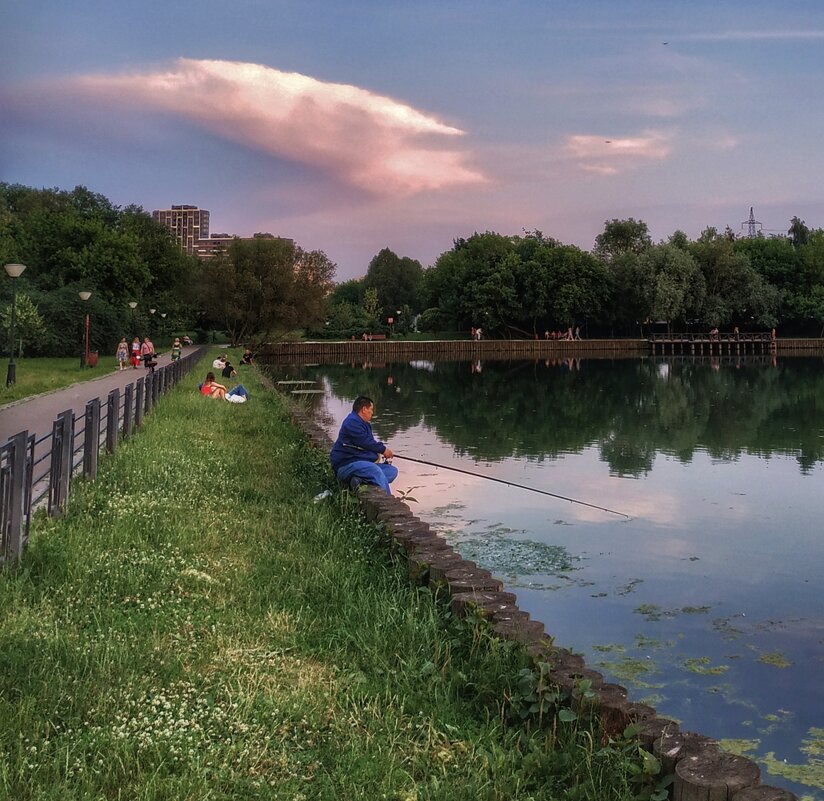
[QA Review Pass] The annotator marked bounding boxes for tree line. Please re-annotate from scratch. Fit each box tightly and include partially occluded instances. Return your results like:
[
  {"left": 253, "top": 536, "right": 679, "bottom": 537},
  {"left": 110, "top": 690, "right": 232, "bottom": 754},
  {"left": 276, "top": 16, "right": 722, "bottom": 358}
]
[
  {"left": 4, "top": 182, "right": 823, "bottom": 356},
  {"left": 324, "top": 219, "right": 824, "bottom": 338},
  {"left": 0, "top": 184, "right": 335, "bottom": 357}
]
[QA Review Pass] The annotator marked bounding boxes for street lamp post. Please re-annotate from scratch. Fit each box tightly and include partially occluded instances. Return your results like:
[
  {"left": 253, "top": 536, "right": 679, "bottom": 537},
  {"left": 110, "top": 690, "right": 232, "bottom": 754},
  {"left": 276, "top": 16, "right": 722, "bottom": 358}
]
[
  {"left": 149, "top": 308, "right": 156, "bottom": 338},
  {"left": 79, "top": 290, "right": 92, "bottom": 368},
  {"left": 4, "top": 263, "right": 27, "bottom": 387},
  {"left": 128, "top": 301, "right": 137, "bottom": 334}
]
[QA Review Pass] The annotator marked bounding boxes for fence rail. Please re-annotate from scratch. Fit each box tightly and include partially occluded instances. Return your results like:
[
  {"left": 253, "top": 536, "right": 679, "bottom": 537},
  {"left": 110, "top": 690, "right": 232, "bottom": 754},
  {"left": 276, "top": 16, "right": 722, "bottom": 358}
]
[
  {"left": 648, "top": 332, "right": 776, "bottom": 356},
  {"left": 259, "top": 337, "right": 824, "bottom": 365},
  {"left": 0, "top": 347, "right": 205, "bottom": 565},
  {"left": 259, "top": 339, "right": 649, "bottom": 364}
]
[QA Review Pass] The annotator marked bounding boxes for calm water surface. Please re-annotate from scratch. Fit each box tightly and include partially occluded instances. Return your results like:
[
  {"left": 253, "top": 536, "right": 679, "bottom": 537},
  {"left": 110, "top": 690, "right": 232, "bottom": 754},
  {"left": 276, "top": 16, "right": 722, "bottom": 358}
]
[{"left": 271, "top": 356, "right": 824, "bottom": 799}]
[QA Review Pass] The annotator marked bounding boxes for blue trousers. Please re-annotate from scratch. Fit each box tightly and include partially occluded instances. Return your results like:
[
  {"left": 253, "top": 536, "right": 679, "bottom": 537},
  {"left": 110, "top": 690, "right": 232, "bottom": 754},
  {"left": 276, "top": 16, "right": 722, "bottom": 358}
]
[
  {"left": 336, "top": 460, "right": 398, "bottom": 494},
  {"left": 228, "top": 384, "right": 249, "bottom": 398}
]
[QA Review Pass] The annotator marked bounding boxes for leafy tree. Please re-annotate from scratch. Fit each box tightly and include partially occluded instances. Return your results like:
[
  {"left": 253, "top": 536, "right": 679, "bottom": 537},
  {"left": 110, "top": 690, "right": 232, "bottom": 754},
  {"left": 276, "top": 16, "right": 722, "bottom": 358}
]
[
  {"left": 363, "top": 248, "right": 424, "bottom": 318},
  {"left": 196, "top": 237, "right": 335, "bottom": 345},
  {"left": 1, "top": 294, "right": 46, "bottom": 357},
  {"left": 690, "top": 228, "right": 777, "bottom": 327},
  {"left": 593, "top": 218, "right": 652, "bottom": 264},
  {"left": 788, "top": 216, "right": 811, "bottom": 247},
  {"left": 330, "top": 279, "right": 365, "bottom": 307},
  {"left": 794, "top": 231, "right": 824, "bottom": 333},
  {"left": 543, "top": 246, "right": 611, "bottom": 327},
  {"left": 641, "top": 244, "right": 705, "bottom": 332},
  {"left": 0, "top": 183, "right": 198, "bottom": 352},
  {"left": 362, "top": 287, "right": 382, "bottom": 330},
  {"left": 593, "top": 219, "right": 653, "bottom": 334}
]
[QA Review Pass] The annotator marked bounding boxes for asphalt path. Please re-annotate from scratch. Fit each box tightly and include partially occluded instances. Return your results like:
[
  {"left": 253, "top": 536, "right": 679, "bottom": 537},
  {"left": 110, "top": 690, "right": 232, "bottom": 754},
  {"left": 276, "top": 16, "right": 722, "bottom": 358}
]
[{"left": 0, "top": 350, "right": 201, "bottom": 445}]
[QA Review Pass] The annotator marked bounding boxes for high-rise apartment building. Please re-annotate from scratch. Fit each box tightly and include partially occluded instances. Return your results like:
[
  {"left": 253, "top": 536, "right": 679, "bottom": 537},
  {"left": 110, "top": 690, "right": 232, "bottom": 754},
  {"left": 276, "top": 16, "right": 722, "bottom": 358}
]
[{"left": 151, "top": 205, "right": 210, "bottom": 255}]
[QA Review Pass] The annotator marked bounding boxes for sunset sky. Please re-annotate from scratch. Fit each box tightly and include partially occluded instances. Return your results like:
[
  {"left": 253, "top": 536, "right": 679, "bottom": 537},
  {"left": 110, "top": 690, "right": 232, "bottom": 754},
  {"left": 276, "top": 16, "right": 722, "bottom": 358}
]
[{"left": 3, "top": 0, "right": 824, "bottom": 279}]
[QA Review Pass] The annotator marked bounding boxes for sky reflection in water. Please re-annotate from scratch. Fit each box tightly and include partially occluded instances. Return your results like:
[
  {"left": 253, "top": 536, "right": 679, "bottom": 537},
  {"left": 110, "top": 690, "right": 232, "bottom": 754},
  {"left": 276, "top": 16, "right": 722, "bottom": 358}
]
[{"left": 279, "top": 356, "right": 824, "bottom": 798}]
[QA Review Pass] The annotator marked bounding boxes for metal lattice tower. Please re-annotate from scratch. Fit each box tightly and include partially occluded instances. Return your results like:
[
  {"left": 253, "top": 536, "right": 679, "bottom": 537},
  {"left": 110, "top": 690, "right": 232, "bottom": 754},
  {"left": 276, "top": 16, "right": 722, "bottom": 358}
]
[{"left": 741, "top": 207, "right": 762, "bottom": 238}]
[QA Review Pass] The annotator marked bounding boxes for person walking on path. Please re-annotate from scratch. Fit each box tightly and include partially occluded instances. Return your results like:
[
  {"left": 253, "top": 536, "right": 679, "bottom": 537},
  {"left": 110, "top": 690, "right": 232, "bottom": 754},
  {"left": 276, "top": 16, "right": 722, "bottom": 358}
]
[
  {"left": 140, "top": 337, "right": 156, "bottom": 371},
  {"left": 330, "top": 396, "right": 397, "bottom": 494},
  {"left": 116, "top": 338, "right": 129, "bottom": 371},
  {"left": 130, "top": 337, "right": 141, "bottom": 369}
]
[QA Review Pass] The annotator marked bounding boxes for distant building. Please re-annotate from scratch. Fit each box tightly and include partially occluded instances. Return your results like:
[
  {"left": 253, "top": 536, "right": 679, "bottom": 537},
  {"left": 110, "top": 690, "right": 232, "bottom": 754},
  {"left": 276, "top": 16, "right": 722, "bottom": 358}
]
[
  {"left": 151, "top": 205, "right": 210, "bottom": 255},
  {"left": 196, "top": 231, "right": 294, "bottom": 260},
  {"left": 153, "top": 205, "right": 292, "bottom": 259}
]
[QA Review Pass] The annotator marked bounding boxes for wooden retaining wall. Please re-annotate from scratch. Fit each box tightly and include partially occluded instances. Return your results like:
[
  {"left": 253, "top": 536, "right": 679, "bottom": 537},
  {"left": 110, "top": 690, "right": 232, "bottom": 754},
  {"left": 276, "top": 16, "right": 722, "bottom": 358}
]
[
  {"left": 258, "top": 338, "right": 824, "bottom": 364},
  {"left": 259, "top": 338, "right": 648, "bottom": 364}
]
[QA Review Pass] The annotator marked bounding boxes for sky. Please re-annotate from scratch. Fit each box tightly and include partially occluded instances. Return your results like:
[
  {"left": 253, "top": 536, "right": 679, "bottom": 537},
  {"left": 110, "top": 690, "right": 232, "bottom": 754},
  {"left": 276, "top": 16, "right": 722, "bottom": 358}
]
[{"left": 2, "top": 0, "right": 824, "bottom": 281}]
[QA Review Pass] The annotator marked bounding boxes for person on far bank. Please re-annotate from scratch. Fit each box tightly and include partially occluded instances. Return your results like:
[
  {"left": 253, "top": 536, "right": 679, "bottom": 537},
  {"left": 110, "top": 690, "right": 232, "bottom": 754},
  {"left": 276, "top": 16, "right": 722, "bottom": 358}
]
[{"left": 330, "top": 396, "right": 397, "bottom": 494}]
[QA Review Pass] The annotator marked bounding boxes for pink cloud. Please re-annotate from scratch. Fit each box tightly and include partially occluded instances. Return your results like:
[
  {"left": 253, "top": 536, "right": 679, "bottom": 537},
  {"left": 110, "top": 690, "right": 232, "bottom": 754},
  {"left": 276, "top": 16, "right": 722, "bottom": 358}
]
[
  {"left": 565, "top": 130, "right": 673, "bottom": 174},
  {"left": 64, "top": 58, "right": 486, "bottom": 196}
]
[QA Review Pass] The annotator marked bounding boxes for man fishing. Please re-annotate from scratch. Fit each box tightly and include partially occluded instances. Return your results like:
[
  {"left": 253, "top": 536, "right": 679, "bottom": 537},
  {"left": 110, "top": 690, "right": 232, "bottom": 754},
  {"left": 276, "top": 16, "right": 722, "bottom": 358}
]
[{"left": 330, "top": 396, "right": 398, "bottom": 494}]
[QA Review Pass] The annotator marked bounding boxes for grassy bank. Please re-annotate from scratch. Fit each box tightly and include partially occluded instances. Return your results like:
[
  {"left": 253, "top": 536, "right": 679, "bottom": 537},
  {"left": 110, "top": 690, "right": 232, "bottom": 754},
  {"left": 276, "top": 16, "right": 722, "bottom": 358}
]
[
  {"left": 0, "top": 357, "right": 116, "bottom": 405},
  {"left": 0, "top": 361, "right": 655, "bottom": 800}
]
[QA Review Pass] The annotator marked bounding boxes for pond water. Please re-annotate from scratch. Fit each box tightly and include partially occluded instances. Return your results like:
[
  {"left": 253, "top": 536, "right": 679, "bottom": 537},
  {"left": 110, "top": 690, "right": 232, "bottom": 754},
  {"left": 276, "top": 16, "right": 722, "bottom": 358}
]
[{"left": 269, "top": 355, "right": 824, "bottom": 799}]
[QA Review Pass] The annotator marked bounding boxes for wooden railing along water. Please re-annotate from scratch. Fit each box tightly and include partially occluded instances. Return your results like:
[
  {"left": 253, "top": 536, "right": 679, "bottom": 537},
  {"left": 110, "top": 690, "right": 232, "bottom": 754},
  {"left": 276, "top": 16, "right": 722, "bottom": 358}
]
[
  {"left": 258, "top": 337, "right": 824, "bottom": 365},
  {"left": 259, "top": 338, "right": 648, "bottom": 364}
]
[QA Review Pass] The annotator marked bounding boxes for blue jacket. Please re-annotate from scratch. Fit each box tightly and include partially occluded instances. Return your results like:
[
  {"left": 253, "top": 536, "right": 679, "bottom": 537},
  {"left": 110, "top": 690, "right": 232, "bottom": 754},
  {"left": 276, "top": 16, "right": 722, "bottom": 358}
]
[{"left": 330, "top": 411, "right": 387, "bottom": 471}]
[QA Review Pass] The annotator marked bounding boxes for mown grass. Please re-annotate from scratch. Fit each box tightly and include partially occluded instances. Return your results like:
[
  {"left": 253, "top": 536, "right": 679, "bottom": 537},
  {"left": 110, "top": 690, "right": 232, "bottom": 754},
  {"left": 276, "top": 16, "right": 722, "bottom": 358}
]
[
  {"left": 0, "top": 359, "right": 657, "bottom": 800},
  {"left": 0, "top": 357, "right": 118, "bottom": 405}
]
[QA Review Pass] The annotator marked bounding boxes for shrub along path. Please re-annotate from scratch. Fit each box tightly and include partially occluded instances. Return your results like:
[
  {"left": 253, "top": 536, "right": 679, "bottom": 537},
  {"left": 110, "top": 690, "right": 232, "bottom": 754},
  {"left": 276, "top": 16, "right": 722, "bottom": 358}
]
[{"left": 0, "top": 359, "right": 649, "bottom": 800}]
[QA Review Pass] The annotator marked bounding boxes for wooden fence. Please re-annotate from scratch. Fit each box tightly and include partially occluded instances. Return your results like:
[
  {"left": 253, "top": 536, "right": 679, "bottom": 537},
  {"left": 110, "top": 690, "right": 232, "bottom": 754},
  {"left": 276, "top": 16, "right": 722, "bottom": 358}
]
[
  {"left": 259, "top": 338, "right": 649, "bottom": 364},
  {"left": 257, "top": 337, "right": 824, "bottom": 365}
]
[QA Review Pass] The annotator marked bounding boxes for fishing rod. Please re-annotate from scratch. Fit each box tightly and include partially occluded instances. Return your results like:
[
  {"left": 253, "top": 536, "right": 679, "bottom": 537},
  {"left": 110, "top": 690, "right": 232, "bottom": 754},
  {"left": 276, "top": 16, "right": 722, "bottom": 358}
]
[{"left": 392, "top": 454, "right": 631, "bottom": 519}]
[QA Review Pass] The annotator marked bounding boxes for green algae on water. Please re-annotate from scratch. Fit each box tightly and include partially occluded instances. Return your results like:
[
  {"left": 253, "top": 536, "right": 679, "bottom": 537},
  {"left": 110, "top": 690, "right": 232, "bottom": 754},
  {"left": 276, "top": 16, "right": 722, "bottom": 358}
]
[
  {"left": 456, "top": 536, "right": 580, "bottom": 576},
  {"left": 757, "top": 650, "right": 793, "bottom": 668},
  {"left": 682, "top": 656, "right": 730, "bottom": 675}
]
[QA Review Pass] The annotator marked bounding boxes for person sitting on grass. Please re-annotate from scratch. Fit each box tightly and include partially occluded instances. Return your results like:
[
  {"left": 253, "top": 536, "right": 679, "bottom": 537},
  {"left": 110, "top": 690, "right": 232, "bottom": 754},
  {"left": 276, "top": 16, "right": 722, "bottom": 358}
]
[
  {"left": 200, "top": 372, "right": 249, "bottom": 402},
  {"left": 221, "top": 358, "right": 237, "bottom": 379},
  {"left": 330, "top": 395, "right": 397, "bottom": 494}
]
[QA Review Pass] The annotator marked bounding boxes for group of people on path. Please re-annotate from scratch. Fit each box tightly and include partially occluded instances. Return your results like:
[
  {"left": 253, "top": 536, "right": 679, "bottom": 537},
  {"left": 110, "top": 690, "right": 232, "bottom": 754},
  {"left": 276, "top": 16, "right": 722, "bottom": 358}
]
[
  {"left": 544, "top": 327, "right": 581, "bottom": 340},
  {"left": 116, "top": 335, "right": 193, "bottom": 372}
]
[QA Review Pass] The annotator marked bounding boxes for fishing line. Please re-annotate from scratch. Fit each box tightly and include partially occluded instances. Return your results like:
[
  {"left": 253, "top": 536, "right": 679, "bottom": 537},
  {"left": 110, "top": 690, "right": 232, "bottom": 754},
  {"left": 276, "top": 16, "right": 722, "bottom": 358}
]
[{"left": 393, "top": 454, "right": 631, "bottom": 519}]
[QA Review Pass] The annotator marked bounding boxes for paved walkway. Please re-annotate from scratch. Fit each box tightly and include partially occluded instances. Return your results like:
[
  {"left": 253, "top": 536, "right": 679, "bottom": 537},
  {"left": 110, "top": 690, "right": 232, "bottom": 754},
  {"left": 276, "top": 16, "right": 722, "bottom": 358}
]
[{"left": 0, "top": 349, "right": 206, "bottom": 444}]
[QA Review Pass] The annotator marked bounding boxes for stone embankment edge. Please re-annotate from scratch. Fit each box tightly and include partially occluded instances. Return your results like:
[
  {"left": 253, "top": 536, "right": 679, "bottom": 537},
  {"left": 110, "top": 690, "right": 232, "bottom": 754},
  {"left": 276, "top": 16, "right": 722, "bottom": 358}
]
[{"left": 261, "top": 373, "right": 796, "bottom": 801}]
